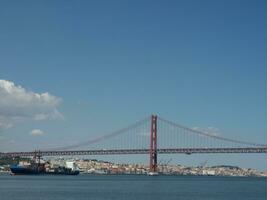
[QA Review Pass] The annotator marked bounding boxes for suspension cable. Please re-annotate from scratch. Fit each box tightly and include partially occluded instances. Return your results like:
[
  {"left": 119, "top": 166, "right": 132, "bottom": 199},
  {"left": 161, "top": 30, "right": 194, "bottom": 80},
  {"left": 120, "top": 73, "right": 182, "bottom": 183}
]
[
  {"left": 158, "top": 117, "right": 267, "bottom": 147},
  {"left": 46, "top": 116, "right": 151, "bottom": 151}
]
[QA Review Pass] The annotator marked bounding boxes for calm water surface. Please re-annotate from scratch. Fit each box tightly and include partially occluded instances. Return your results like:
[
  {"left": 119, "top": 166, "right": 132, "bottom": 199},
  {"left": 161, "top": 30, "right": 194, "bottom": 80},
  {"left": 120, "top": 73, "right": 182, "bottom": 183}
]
[{"left": 1, "top": 174, "right": 267, "bottom": 200}]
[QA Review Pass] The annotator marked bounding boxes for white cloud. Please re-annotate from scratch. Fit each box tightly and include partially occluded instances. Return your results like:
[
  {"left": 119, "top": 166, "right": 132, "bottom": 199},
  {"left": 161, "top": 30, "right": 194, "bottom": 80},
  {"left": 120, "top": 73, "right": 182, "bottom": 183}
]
[
  {"left": 0, "top": 79, "right": 63, "bottom": 129},
  {"left": 30, "top": 129, "right": 45, "bottom": 136},
  {"left": 0, "top": 118, "right": 13, "bottom": 129}
]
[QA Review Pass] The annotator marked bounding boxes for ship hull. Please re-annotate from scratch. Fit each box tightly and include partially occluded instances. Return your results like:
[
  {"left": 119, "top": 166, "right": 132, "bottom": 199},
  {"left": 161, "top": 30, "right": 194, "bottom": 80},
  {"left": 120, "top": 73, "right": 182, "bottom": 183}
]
[
  {"left": 10, "top": 167, "right": 40, "bottom": 175},
  {"left": 10, "top": 165, "right": 79, "bottom": 175}
]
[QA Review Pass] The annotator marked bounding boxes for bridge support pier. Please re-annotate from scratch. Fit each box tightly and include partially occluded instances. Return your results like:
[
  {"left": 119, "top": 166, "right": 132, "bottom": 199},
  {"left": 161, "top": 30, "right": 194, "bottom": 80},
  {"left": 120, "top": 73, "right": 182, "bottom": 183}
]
[{"left": 150, "top": 115, "right": 157, "bottom": 173}]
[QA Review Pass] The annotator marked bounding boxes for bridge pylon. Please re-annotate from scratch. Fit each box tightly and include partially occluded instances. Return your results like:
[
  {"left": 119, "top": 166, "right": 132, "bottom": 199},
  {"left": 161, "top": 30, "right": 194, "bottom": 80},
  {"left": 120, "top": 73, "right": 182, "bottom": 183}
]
[{"left": 150, "top": 115, "right": 157, "bottom": 173}]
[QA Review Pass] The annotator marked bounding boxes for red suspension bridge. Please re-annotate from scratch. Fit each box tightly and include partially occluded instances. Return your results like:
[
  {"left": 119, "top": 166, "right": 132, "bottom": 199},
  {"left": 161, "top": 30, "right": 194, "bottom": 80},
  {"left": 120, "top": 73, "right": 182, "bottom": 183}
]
[{"left": 1, "top": 115, "right": 267, "bottom": 173}]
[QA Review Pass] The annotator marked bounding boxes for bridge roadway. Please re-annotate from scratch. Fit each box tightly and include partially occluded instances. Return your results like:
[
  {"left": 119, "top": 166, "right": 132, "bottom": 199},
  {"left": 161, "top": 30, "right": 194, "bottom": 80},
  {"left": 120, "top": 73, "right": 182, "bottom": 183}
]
[{"left": 1, "top": 147, "right": 267, "bottom": 157}]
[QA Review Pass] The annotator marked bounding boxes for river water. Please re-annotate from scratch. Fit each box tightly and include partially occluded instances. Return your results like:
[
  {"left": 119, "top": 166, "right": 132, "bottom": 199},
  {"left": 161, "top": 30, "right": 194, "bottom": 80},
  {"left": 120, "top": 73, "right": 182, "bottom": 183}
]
[{"left": 0, "top": 174, "right": 267, "bottom": 200}]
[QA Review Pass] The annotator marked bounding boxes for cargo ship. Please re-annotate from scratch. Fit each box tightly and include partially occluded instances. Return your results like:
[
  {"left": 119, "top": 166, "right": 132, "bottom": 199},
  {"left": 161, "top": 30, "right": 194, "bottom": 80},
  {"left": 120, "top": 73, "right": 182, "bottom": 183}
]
[{"left": 10, "top": 159, "right": 79, "bottom": 175}]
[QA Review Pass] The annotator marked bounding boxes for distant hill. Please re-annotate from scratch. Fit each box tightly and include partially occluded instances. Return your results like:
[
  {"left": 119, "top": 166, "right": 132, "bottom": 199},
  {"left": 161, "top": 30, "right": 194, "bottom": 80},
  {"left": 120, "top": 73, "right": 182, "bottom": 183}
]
[{"left": 0, "top": 156, "right": 30, "bottom": 166}]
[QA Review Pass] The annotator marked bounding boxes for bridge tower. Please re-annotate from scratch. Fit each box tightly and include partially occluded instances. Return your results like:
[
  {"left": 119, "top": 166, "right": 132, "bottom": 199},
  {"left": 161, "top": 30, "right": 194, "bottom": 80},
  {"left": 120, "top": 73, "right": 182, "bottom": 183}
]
[{"left": 150, "top": 115, "right": 158, "bottom": 173}]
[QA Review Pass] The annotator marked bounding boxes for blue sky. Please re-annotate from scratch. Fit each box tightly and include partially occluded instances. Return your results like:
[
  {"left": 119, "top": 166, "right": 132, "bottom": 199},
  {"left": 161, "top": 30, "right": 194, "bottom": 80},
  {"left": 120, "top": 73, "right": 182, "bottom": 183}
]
[{"left": 1, "top": 0, "right": 267, "bottom": 169}]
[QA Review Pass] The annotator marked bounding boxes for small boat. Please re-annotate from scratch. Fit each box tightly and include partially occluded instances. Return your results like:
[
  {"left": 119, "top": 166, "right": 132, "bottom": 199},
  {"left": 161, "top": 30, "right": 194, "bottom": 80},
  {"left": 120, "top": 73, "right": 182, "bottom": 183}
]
[{"left": 147, "top": 172, "right": 159, "bottom": 176}]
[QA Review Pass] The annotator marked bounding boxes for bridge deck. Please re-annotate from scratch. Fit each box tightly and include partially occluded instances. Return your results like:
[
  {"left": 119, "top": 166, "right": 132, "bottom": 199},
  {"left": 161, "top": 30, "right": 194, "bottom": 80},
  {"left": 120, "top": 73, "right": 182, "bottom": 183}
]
[{"left": 1, "top": 147, "right": 267, "bottom": 157}]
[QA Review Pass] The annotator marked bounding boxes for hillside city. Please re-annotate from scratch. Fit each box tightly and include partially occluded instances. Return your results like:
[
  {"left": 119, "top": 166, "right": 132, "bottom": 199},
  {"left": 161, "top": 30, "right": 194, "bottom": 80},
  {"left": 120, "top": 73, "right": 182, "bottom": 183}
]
[{"left": 1, "top": 158, "right": 267, "bottom": 177}]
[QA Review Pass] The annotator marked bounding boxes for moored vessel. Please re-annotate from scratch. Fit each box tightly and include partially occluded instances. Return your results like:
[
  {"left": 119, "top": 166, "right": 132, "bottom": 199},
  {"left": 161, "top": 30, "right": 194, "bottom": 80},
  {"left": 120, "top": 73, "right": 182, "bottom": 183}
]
[{"left": 10, "top": 158, "right": 79, "bottom": 175}]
